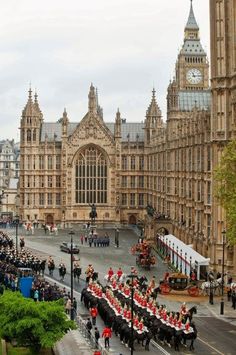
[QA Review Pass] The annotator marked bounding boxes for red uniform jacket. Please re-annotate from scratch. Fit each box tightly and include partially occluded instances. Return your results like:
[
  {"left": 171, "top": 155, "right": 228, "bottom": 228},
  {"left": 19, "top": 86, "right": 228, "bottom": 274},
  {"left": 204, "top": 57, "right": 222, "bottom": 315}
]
[
  {"left": 117, "top": 270, "right": 123, "bottom": 278},
  {"left": 90, "top": 307, "right": 98, "bottom": 318},
  {"left": 102, "top": 327, "right": 112, "bottom": 338}
]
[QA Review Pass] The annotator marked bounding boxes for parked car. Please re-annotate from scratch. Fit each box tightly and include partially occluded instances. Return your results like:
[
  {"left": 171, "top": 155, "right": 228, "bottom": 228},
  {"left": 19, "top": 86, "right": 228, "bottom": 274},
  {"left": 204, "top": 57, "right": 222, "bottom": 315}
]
[{"left": 60, "top": 242, "right": 80, "bottom": 254}]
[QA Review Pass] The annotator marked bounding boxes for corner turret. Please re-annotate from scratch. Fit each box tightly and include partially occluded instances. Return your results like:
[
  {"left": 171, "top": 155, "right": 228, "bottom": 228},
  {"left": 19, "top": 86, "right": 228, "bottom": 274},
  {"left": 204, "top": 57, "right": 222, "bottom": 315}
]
[
  {"left": 145, "top": 89, "right": 163, "bottom": 144},
  {"left": 20, "top": 86, "right": 43, "bottom": 146}
]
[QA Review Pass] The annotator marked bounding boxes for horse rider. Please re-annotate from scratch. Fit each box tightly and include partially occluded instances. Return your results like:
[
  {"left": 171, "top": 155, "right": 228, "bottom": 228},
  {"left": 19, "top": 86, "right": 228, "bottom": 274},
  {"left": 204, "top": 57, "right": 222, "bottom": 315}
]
[
  {"left": 85, "top": 264, "right": 94, "bottom": 283},
  {"left": 148, "top": 276, "right": 156, "bottom": 291},
  {"left": 73, "top": 262, "right": 82, "bottom": 281},
  {"left": 180, "top": 302, "right": 188, "bottom": 316},
  {"left": 116, "top": 267, "right": 123, "bottom": 281},
  {"left": 107, "top": 267, "right": 114, "bottom": 281}
]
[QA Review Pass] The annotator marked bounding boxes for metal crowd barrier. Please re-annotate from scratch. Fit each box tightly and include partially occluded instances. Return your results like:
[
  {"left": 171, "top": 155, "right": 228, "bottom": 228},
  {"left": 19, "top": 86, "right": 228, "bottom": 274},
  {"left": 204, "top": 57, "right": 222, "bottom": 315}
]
[{"left": 75, "top": 312, "right": 106, "bottom": 353}]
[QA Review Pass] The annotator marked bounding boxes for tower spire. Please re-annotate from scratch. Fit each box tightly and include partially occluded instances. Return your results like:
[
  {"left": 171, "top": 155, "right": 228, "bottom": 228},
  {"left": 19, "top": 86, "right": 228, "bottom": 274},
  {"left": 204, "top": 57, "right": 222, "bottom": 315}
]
[
  {"left": 185, "top": 0, "right": 199, "bottom": 31},
  {"left": 146, "top": 88, "right": 161, "bottom": 118}
]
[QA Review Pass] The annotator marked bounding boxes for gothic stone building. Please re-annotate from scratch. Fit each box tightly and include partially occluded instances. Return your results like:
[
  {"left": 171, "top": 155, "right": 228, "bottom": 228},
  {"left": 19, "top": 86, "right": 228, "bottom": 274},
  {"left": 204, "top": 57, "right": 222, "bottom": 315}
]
[
  {"left": 210, "top": 0, "right": 236, "bottom": 273},
  {"left": 19, "top": 1, "right": 236, "bottom": 275}
]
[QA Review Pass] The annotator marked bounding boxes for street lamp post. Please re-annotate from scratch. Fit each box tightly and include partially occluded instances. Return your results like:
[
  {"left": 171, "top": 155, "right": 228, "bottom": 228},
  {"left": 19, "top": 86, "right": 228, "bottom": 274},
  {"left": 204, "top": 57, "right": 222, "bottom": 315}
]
[
  {"left": 127, "top": 272, "right": 136, "bottom": 355},
  {"left": 69, "top": 230, "right": 75, "bottom": 320},
  {"left": 189, "top": 256, "right": 192, "bottom": 276},
  {"left": 180, "top": 249, "right": 183, "bottom": 272},
  {"left": 172, "top": 243, "right": 175, "bottom": 266},
  {"left": 220, "top": 229, "right": 226, "bottom": 315},
  {"left": 176, "top": 246, "right": 179, "bottom": 270},
  {"left": 185, "top": 252, "right": 187, "bottom": 275},
  {"left": 15, "top": 215, "right": 19, "bottom": 254}
]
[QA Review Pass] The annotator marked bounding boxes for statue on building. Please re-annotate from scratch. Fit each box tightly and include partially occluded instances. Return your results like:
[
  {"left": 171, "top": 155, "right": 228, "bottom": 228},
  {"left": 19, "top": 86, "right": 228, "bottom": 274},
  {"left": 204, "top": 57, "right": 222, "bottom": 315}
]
[{"left": 89, "top": 203, "right": 97, "bottom": 223}]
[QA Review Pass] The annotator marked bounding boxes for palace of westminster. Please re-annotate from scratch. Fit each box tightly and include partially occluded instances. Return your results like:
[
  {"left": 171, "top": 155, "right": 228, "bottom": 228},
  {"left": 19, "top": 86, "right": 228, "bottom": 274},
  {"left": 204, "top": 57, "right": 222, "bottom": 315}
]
[{"left": 0, "top": 1, "right": 231, "bottom": 274}]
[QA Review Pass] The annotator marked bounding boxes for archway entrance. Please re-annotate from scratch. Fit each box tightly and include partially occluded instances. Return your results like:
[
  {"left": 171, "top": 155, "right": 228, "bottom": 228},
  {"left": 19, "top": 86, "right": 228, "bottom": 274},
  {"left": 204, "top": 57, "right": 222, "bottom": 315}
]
[
  {"left": 129, "top": 215, "right": 137, "bottom": 225},
  {"left": 46, "top": 214, "right": 54, "bottom": 224},
  {"left": 156, "top": 227, "right": 169, "bottom": 235}
]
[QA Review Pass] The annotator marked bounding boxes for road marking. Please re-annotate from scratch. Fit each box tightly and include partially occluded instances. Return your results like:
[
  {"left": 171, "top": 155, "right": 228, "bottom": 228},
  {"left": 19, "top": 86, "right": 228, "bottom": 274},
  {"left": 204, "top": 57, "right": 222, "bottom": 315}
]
[
  {"left": 151, "top": 340, "right": 171, "bottom": 355},
  {"left": 198, "top": 337, "right": 225, "bottom": 355}
]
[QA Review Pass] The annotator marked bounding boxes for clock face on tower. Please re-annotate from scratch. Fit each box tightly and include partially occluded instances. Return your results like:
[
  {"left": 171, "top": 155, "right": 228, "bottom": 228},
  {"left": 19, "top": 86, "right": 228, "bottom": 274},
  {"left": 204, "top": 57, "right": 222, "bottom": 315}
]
[{"left": 186, "top": 68, "right": 203, "bottom": 85}]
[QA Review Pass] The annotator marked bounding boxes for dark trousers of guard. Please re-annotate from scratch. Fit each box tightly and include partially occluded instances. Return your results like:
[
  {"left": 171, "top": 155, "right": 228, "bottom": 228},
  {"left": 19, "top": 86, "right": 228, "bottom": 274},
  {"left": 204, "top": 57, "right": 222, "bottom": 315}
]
[{"left": 104, "top": 337, "right": 110, "bottom": 348}]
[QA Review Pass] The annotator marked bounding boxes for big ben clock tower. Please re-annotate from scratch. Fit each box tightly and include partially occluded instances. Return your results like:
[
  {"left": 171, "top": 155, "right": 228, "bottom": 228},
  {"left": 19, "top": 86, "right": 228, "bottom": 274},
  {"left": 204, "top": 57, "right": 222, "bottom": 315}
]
[
  {"left": 176, "top": 0, "right": 209, "bottom": 91},
  {"left": 167, "top": 0, "right": 210, "bottom": 115}
]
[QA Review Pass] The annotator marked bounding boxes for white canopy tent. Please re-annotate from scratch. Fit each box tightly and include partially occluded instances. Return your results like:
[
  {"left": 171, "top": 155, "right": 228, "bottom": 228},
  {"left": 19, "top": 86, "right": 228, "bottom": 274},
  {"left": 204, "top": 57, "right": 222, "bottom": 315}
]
[{"left": 157, "top": 234, "right": 210, "bottom": 280}]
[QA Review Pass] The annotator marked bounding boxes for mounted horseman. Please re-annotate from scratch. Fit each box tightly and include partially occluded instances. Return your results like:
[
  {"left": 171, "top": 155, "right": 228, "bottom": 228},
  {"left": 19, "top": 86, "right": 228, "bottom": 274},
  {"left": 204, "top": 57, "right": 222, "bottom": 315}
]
[{"left": 89, "top": 203, "right": 97, "bottom": 223}]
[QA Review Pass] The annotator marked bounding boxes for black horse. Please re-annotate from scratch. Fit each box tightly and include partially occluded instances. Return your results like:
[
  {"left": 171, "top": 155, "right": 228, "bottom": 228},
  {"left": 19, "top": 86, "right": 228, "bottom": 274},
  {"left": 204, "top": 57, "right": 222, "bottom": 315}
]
[
  {"left": 182, "top": 321, "right": 198, "bottom": 351},
  {"left": 183, "top": 306, "right": 197, "bottom": 322}
]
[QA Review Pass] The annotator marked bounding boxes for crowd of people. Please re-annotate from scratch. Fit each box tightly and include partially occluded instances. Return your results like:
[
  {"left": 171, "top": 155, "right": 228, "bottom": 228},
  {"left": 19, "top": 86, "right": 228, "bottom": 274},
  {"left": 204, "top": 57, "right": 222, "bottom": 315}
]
[{"left": 0, "top": 230, "right": 79, "bottom": 314}]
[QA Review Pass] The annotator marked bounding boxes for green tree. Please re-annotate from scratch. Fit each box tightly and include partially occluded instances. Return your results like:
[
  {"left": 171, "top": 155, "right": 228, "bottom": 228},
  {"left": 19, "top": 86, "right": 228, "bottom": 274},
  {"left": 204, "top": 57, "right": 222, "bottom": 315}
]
[
  {"left": 0, "top": 291, "right": 76, "bottom": 352},
  {"left": 214, "top": 139, "right": 236, "bottom": 244}
]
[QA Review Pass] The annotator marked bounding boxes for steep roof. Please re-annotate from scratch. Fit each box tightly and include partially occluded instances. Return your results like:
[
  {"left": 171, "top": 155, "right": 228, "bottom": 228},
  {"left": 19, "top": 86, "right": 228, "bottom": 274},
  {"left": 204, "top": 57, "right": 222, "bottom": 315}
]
[
  {"left": 185, "top": 0, "right": 199, "bottom": 31},
  {"left": 180, "top": 39, "right": 205, "bottom": 55},
  {"left": 40, "top": 121, "right": 145, "bottom": 143}
]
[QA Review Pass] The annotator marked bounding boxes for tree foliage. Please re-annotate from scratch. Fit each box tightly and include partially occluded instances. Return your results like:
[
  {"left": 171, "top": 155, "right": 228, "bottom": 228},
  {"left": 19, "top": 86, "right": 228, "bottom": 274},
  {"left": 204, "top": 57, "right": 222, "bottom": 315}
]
[
  {"left": 0, "top": 291, "right": 76, "bottom": 351},
  {"left": 214, "top": 139, "right": 236, "bottom": 244}
]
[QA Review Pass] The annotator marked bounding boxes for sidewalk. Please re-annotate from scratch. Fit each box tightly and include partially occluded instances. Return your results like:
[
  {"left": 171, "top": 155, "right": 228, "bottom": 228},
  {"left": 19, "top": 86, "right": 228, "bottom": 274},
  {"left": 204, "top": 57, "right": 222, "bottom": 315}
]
[
  {"left": 53, "top": 330, "right": 94, "bottom": 355},
  {"left": 204, "top": 298, "right": 236, "bottom": 326}
]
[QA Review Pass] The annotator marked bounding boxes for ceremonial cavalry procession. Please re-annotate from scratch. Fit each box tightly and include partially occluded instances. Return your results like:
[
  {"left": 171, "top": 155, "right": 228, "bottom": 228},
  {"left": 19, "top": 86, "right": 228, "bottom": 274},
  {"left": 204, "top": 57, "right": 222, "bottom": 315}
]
[
  {"left": 1, "top": 0, "right": 236, "bottom": 354},
  {"left": 81, "top": 271, "right": 198, "bottom": 352}
]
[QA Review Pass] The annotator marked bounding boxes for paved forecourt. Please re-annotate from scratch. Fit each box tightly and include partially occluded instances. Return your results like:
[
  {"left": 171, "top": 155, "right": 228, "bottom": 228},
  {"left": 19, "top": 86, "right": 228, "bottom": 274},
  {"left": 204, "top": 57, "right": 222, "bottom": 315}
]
[{"left": 5, "top": 227, "right": 236, "bottom": 354}]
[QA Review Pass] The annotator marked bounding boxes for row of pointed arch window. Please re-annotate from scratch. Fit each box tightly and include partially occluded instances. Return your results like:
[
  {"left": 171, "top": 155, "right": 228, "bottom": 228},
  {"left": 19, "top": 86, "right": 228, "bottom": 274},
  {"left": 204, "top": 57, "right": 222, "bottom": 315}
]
[{"left": 21, "top": 129, "right": 37, "bottom": 142}]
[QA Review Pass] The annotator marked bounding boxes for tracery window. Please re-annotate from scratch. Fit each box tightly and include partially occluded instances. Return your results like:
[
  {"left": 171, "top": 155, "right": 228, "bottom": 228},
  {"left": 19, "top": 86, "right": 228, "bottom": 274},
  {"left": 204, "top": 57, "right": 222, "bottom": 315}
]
[
  {"left": 33, "top": 129, "right": 36, "bottom": 141},
  {"left": 26, "top": 129, "right": 31, "bottom": 142},
  {"left": 75, "top": 146, "right": 107, "bottom": 204}
]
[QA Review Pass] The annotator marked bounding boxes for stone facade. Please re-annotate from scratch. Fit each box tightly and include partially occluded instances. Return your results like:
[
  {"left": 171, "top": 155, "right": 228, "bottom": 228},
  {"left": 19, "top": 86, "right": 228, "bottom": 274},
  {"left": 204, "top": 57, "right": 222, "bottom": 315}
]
[
  {"left": 209, "top": 0, "right": 236, "bottom": 273},
  {"left": 0, "top": 140, "right": 20, "bottom": 218},
  {"left": 18, "top": 1, "right": 236, "bottom": 274}
]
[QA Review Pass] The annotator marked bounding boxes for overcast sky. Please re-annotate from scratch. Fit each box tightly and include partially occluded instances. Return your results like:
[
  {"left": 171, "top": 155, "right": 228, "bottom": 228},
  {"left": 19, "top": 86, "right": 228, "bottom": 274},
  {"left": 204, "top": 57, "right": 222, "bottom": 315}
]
[{"left": 0, "top": 0, "right": 209, "bottom": 142}]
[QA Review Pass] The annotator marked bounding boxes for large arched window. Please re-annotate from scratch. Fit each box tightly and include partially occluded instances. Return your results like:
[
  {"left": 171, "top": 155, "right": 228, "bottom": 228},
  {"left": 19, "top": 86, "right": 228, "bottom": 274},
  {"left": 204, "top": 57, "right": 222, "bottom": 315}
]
[{"left": 75, "top": 146, "right": 107, "bottom": 204}]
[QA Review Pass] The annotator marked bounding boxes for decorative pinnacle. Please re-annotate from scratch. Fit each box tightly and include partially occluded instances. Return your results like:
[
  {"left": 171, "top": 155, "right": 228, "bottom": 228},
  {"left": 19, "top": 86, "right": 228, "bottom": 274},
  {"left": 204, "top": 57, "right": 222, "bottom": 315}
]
[
  {"left": 28, "top": 84, "right": 32, "bottom": 101},
  {"left": 185, "top": 0, "right": 199, "bottom": 30},
  {"left": 34, "top": 89, "right": 38, "bottom": 103}
]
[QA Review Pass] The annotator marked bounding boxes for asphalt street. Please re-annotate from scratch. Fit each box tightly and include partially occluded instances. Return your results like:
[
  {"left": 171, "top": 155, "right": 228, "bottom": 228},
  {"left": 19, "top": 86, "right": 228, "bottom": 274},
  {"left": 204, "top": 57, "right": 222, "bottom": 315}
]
[{"left": 5, "top": 226, "right": 236, "bottom": 354}]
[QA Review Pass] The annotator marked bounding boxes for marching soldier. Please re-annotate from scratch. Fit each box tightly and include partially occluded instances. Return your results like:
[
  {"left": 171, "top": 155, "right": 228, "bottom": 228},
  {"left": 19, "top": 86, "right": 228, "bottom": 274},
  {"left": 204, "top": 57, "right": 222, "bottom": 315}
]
[
  {"left": 59, "top": 262, "right": 66, "bottom": 281},
  {"left": 47, "top": 256, "right": 55, "bottom": 276},
  {"left": 90, "top": 305, "right": 98, "bottom": 325}
]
